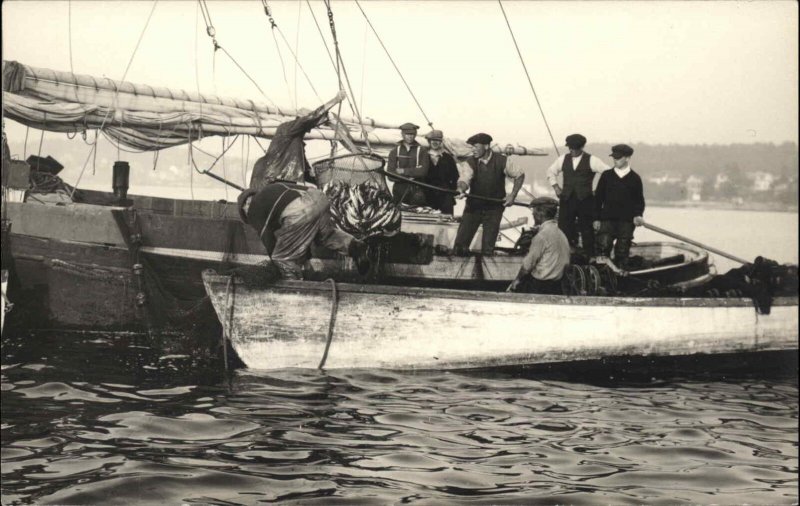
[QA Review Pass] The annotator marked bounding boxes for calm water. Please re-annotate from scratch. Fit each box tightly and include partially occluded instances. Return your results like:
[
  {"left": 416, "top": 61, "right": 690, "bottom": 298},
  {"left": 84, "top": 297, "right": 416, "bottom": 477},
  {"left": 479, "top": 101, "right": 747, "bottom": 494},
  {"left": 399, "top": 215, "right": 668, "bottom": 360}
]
[
  {"left": 2, "top": 202, "right": 798, "bottom": 504},
  {"left": 2, "top": 330, "right": 798, "bottom": 505}
]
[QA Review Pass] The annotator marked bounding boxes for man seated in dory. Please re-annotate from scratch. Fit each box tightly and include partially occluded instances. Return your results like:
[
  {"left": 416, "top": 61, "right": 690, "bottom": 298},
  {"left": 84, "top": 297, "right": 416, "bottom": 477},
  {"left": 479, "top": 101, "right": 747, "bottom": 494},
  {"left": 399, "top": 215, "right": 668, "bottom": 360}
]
[
  {"left": 593, "top": 144, "right": 645, "bottom": 270},
  {"left": 386, "top": 122, "right": 430, "bottom": 206},
  {"left": 453, "top": 133, "right": 525, "bottom": 256},
  {"left": 508, "top": 197, "right": 571, "bottom": 294}
]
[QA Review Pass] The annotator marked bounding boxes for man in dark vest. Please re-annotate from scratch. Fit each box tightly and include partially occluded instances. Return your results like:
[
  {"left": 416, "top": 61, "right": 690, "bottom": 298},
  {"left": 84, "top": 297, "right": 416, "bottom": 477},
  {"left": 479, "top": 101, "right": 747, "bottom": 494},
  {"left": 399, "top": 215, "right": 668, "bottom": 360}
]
[
  {"left": 387, "top": 122, "right": 430, "bottom": 206},
  {"left": 593, "top": 144, "right": 645, "bottom": 269},
  {"left": 453, "top": 133, "right": 525, "bottom": 256},
  {"left": 422, "top": 129, "right": 459, "bottom": 214},
  {"left": 545, "top": 133, "right": 610, "bottom": 256},
  {"left": 249, "top": 91, "right": 347, "bottom": 191},
  {"left": 237, "top": 182, "right": 369, "bottom": 279}
]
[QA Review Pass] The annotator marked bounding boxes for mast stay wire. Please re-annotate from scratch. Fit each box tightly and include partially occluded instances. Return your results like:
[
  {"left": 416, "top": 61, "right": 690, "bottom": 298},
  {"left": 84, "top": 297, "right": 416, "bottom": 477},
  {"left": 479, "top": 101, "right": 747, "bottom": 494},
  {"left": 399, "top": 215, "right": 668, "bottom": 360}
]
[
  {"left": 354, "top": 0, "right": 433, "bottom": 130},
  {"left": 198, "top": 0, "right": 279, "bottom": 108},
  {"left": 71, "top": 0, "right": 160, "bottom": 198},
  {"left": 323, "top": 0, "right": 372, "bottom": 153},
  {"left": 497, "top": 0, "right": 560, "bottom": 157},
  {"left": 260, "top": 0, "right": 294, "bottom": 103}
]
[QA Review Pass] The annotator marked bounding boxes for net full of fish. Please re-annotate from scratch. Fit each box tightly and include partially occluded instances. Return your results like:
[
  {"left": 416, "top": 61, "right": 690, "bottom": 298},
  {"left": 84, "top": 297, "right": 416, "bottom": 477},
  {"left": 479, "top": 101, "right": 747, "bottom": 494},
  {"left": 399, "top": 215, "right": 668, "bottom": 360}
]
[{"left": 323, "top": 181, "right": 402, "bottom": 239}]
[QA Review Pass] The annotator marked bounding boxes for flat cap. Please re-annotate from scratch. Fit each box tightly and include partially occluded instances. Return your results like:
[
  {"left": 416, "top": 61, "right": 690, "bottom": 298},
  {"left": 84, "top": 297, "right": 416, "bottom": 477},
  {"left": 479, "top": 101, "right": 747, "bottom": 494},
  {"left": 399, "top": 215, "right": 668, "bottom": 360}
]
[
  {"left": 424, "top": 129, "right": 444, "bottom": 140},
  {"left": 565, "top": 133, "right": 587, "bottom": 149},
  {"left": 237, "top": 188, "right": 258, "bottom": 224},
  {"left": 529, "top": 196, "right": 559, "bottom": 208},
  {"left": 609, "top": 144, "right": 634, "bottom": 159},
  {"left": 466, "top": 132, "right": 493, "bottom": 145},
  {"left": 399, "top": 122, "right": 419, "bottom": 132}
]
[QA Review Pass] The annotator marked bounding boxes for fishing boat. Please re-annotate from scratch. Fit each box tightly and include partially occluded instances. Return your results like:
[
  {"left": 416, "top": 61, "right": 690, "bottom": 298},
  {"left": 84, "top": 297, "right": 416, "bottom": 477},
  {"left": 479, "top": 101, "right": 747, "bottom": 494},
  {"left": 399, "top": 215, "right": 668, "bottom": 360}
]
[{"left": 201, "top": 270, "right": 799, "bottom": 370}]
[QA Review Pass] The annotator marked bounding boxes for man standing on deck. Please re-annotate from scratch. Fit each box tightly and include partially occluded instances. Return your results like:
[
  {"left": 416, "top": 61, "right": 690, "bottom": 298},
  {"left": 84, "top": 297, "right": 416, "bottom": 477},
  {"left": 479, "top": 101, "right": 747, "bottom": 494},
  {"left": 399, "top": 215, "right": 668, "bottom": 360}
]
[
  {"left": 508, "top": 197, "right": 571, "bottom": 294},
  {"left": 546, "top": 133, "right": 610, "bottom": 257},
  {"left": 237, "top": 183, "right": 369, "bottom": 279},
  {"left": 452, "top": 133, "right": 525, "bottom": 256},
  {"left": 423, "top": 129, "right": 459, "bottom": 214},
  {"left": 386, "top": 122, "right": 430, "bottom": 206},
  {"left": 593, "top": 144, "right": 645, "bottom": 269},
  {"left": 248, "top": 91, "right": 347, "bottom": 191}
]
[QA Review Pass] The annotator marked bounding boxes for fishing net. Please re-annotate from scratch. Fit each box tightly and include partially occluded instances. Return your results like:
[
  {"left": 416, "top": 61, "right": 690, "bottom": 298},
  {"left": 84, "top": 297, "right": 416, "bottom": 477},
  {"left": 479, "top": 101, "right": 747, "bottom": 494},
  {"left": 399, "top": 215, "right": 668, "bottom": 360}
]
[{"left": 313, "top": 153, "right": 388, "bottom": 190}]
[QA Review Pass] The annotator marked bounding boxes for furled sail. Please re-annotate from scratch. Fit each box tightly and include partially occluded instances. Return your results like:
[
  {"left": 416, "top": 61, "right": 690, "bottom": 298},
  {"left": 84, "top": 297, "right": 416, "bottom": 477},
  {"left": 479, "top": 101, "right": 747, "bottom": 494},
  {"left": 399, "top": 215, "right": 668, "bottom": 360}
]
[{"left": 2, "top": 60, "right": 546, "bottom": 158}]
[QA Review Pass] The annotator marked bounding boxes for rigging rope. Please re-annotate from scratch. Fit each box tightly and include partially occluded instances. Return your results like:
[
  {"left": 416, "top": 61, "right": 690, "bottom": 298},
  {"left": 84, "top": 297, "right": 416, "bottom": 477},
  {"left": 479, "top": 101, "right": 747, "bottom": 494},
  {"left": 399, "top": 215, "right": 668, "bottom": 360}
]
[
  {"left": 354, "top": 0, "right": 433, "bottom": 129},
  {"left": 324, "top": 0, "right": 372, "bottom": 152},
  {"left": 70, "top": 0, "right": 160, "bottom": 198},
  {"left": 305, "top": 0, "right": 337, "bottom": 74},
  {"left": 68, "top": 0, "right": 74, "bottom": 74},
  {"left": 497, "top": 1, "right": 560, "bottom": 157}
]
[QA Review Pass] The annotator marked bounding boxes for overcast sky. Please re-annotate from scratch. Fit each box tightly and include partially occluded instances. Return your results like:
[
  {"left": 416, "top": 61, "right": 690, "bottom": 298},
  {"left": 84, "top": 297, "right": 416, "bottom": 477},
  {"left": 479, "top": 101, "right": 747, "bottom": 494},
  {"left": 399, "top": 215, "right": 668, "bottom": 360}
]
[{"left": 2, "top": 0, "right": 798, "bottom": 149}]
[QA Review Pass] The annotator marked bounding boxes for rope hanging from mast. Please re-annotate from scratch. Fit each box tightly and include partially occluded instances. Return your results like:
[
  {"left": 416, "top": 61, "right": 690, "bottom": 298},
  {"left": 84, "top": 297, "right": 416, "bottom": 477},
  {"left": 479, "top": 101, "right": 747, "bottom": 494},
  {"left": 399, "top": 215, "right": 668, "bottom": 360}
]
[
  {"left": 497, "top": 0, "right": 560, "bottom": 157},
  {"left": 323, "top": 0, "right": 372, "bottom": 153},
  {"left": 354, "top": 0, "right": 433, "bottom": 130}
]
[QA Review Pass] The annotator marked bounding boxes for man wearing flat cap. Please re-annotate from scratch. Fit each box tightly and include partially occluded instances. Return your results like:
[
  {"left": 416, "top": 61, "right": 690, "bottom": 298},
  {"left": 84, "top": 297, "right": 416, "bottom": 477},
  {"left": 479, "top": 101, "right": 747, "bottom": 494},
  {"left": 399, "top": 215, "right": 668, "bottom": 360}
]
[
  {"left": 387, "top": 122, "right": 430, "bottom": 206},
  {"left": 508, "top": 197, "right": 571, "bottom": 294},
  {"left": 422, "top": 129, "right": 459, "bottom": 214},
  {"left": 453, "top": 132, "right": 525, "bottom": 256},
  {"left": 593, "top": 144, "right": 645, "bottom": 269},
  {"left": 545, "top": 133, "right": 611, "bottom": 257}
]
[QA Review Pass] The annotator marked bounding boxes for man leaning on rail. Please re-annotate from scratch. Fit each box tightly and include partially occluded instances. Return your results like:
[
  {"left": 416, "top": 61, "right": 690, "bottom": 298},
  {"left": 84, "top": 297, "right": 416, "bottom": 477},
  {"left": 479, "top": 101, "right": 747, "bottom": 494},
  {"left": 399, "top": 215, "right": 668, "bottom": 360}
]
[
  {"left": 237, "top": 182, "right": 370, "bottom": 280},
  {"left": 508, "top": 197, "right": 571, "bottom": 294}
]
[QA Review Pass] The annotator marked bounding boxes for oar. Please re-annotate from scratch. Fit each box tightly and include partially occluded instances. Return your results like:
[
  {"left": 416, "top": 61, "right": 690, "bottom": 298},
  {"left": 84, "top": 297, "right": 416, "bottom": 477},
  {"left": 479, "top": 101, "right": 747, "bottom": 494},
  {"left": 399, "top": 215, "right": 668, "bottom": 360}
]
[
  {"left": 642, "top": 222, "right": 749, "bottom": 265},
  {"left": 376, "top": 169, "right": 530, "bottom": 207}
]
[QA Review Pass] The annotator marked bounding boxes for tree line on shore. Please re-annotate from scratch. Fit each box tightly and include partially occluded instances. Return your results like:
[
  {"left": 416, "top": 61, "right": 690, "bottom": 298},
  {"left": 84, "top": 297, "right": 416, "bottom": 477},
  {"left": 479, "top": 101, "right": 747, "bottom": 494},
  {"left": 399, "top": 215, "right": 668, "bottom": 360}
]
[{"left": 6, "top": 136, "right": 799, "bottom": 207}]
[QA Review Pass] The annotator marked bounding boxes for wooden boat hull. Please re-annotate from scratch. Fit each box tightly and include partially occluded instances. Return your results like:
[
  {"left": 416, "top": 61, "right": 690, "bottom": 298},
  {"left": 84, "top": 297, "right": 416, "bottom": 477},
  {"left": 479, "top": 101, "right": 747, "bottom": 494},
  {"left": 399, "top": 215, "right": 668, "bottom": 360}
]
[
  {"left": 202, "top": 271, "right": 799, "bottom": 370},
  {"left": 3, "top": 194, "right": 710, "bottom": 329}
]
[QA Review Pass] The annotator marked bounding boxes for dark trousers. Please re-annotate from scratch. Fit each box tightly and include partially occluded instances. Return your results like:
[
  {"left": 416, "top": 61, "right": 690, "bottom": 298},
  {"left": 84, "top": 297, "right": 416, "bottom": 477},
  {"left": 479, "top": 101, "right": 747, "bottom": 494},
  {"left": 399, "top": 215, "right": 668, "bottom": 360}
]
[
  {"left": 392, "top": 182, "right": 427, "bottom": 206},
  {"left": 597, "top": 220, "right": 635, "bottom": 263},
  {"left": 518, "top": 276, "right": 563, "bottom": 295},
  {"left": 558, "top": 194, "right": 595, "bottom": 255},
  {"left": 453, "top": 207, "right": 504, "bottom": 255}
]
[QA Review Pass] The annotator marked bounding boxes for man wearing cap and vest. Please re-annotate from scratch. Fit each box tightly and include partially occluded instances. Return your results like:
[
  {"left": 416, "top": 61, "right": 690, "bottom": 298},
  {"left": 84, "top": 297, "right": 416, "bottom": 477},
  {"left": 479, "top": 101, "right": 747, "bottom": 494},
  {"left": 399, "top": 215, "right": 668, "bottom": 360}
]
[
  {"left": 249, "top": 91, "right": 347, "bottom": 191},
  {"left": 508, "top": 197, "right": 571, "bottom": 294},
  {"left": 387, "top": 122, "right": 430, "bottom": 206},
  {"left": 237, "top": 183, "right": 369, "bottom": 280},
  {"left": 423, "top": 129, "right": 459, "bottom": 214},
  {"left": 545, "top": 133, "right": 610, "bottom": 257},
  {"left": 453, "top": 132, "right": 525, "bottom": 256},
  {"left": 593, "top": 144, "right": 645, "bottom": 269}
]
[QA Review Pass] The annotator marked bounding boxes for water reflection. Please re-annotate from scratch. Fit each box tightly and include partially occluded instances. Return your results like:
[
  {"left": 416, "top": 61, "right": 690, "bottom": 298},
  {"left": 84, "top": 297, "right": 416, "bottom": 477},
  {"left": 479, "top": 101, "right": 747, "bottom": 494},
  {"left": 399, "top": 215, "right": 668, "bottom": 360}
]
[{"left": 1, "top": 330, "right": 797, "bottom": 504}]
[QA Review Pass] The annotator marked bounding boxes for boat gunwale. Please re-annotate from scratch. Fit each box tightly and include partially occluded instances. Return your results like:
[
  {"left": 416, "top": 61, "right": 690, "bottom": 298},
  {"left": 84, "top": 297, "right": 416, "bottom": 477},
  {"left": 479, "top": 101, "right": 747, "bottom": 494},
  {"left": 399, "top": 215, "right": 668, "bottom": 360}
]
[{"left": 202, "top": 271, "right": 799, "bottom": 309}]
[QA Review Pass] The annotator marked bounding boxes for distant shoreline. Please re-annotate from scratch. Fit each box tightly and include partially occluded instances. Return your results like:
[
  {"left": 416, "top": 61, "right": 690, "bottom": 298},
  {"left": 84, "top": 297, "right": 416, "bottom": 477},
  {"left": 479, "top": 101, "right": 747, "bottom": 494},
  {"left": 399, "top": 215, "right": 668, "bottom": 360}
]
[{"left": 648, "top": 200, "right": 798, "bottom": 214}]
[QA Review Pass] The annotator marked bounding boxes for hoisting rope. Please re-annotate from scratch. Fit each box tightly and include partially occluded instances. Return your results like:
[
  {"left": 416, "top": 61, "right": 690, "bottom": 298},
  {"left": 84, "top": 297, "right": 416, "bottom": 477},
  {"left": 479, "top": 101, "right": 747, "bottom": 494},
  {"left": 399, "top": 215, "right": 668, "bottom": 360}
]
[
  {"left": 317, "top": 278, "right": 338, "bottom": 370},
  {"left": 323, "top": 0, "right": 373, "bottom": 153},
  {"left": 260, "top": 0, "right": 294, "bottom": 102},
  {"left": 197, "top": 0, "right": 278, "bottom": 108},
  {"left": 70, "top": 0, "right": 160, "bottom": 199},
  {"left": 67, "top": 0, "right": 74, "bottom": 74},
  {"left": 354, "top": 0, "right": 434, "bottom": 130},
  {"left": 497, "top": 0, "right": 560, "bottom": 157},
  {"left": 305, "top": 0, "right": 337, "bottom": 74}
]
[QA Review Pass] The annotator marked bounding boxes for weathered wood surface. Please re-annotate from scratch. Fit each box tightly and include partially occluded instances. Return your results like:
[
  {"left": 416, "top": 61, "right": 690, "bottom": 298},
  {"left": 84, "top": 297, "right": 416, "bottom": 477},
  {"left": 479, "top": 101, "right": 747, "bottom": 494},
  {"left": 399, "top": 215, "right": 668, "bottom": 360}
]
[{"left": 203, "top": 272, "right": 799, "bottom": 370}]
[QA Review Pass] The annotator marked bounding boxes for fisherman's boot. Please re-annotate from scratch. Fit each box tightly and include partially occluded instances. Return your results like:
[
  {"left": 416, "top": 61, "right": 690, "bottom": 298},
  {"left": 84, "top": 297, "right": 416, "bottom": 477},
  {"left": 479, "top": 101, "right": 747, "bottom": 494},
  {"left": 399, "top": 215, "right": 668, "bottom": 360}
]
[{"left": 348, "top": 239, "right": 371, "bottom": 276}]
